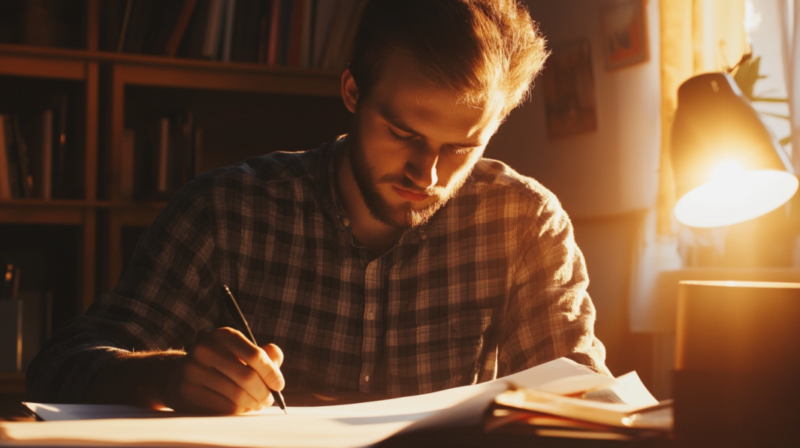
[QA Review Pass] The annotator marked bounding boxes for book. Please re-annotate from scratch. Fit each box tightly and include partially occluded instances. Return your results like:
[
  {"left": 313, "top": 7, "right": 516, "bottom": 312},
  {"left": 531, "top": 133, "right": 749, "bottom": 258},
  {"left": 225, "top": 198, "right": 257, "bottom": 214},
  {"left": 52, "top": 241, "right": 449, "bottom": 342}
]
[
  {"left": 120, "top": 0, "right": 155, "bottom": 54},
  {"left": 221, "top": 0, "right": 237, "bottom": 61},
  {"left": 0, "top": 115, "right": 11, "bottom": 200},
  {"left": 299, "top": 0, "right": 314, "bottom": 68},
  {"left": 311, "top": 0, "right": 337, "bottom": 68},
  {"left": 19, "top": 109, "right": 54, "bottom": 199},
  {"left": 119, "top": 129, "right": 136, "bottom": 200},
  {"left": 49, "top": 94, "right": 68, "bottom": 199},
  {"left": 1, "top": 115, "right": 21, "bottom": 198},
  {"left": 277, "top": 0, "right": 294, "bottom": 65},
  {"left": 202, "top": 0, "right": 226, "bottom": 59},
  {"left": 178, "top": 0, "right": 213, "bottom": 59},
  {"left": 287, "top": 0, "right": 305, "bottom": 67},
  {"left": 12, "top": 116, "right": 34, "bottom": 198},
  {"left": 320, "top": 0, "right": 357, "bottom": 70},
  {"left": 231, "top": 0, "right": 267, "bottom": 63},
  {"left": 165, "top": 0, "right": 199, "bottom": 57},
  {"left": 266, "top": 0, "right": 282, "bottom": 64}
]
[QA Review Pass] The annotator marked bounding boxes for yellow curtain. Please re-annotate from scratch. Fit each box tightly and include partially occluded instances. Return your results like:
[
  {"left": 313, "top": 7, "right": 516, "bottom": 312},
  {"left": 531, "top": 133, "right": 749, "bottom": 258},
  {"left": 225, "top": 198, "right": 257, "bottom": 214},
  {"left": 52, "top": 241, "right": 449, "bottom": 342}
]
[{"left": 657, "top": 0, "right": 748, "bottom": 235}]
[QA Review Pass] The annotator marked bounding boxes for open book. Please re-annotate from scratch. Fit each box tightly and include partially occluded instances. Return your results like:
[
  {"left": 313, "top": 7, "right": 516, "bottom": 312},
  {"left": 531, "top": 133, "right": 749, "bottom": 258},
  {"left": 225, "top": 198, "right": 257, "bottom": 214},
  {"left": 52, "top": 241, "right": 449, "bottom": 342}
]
[{"left": 1, "top": 358, "right": 669, "bottom": 447}]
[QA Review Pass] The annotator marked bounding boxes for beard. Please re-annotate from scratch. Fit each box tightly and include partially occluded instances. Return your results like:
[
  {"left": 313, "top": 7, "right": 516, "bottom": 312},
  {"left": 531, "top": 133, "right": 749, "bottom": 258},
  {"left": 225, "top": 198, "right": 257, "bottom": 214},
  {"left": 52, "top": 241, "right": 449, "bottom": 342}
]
[{"left": 346, "top": 128, "right": 471, "bottom": 229}]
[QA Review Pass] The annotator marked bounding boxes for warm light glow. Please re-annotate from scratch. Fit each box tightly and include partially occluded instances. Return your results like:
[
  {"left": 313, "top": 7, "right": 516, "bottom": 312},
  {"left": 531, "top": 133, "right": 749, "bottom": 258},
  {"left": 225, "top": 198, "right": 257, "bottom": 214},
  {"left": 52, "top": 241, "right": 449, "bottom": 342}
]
[
  {"left": 675, "top": 170, "right": 798, "bottom": 227},
  {"left": 709, "top": 160, "right": 745, "bottom": 182}
]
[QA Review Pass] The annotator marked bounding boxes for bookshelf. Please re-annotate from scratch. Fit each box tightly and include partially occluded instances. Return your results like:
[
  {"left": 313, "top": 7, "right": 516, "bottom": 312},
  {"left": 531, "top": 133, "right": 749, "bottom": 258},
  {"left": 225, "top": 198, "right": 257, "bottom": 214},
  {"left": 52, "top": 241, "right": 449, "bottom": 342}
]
[{"left": 0, "top": 0, "right": 354, "bottom": 397}]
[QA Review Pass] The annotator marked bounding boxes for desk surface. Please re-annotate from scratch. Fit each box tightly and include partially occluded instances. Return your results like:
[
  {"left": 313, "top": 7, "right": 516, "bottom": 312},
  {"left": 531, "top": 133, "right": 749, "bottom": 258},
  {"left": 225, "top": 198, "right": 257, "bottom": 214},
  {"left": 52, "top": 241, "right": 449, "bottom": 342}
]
[{"left": 0, "top": 401, "right": 675, "bottom": 448}]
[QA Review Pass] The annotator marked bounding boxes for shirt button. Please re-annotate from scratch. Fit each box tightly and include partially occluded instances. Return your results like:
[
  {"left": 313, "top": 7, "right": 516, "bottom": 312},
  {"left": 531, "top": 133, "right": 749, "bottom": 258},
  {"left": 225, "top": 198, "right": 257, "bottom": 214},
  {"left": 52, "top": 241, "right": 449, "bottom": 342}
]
[
  {"left": 419, "top": 233, "right": 427, "bottom": 240},
  {"left": 342, "top": 217, "right": 350, "bottom": 227},
  {"left": 367, "top": 311, "right": 375, "bottom": 320},
  {"left": 364, "top": 375, "right": 370, "bottom": 382}
]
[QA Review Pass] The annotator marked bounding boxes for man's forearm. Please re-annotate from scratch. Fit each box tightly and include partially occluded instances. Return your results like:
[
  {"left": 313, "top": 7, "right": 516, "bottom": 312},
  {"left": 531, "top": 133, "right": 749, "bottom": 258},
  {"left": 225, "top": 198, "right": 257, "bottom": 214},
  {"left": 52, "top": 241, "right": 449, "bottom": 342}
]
[{"left": 84, "top": 350, "right": 186, "bottom": 408}]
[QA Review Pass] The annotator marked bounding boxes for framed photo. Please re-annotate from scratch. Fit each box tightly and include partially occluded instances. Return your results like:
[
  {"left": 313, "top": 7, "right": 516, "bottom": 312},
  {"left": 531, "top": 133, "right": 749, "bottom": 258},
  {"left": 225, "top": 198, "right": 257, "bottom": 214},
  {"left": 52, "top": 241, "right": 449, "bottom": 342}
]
[
  {"left": 601, "top": 0, "right": 649, "bottom": 70},
  {"left": 542, "top": 39, "right": 598, "bottom": 139}
]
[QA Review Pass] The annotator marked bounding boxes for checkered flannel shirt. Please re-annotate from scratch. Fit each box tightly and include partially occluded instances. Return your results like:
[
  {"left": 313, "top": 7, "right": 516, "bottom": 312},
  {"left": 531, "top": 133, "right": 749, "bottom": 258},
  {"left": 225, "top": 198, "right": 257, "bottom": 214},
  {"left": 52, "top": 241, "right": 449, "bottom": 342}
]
[{"left": 28, "top": 138, "right": 609, "bottom": 402}]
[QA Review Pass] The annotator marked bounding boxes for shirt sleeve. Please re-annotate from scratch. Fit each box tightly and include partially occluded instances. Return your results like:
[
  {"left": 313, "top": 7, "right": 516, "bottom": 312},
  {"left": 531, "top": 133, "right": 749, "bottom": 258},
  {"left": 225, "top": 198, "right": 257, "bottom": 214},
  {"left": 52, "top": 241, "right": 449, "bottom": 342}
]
[
  {"left": 26, "top": 175, "right": 222, "bottom": 403},
  {"left": 496, "top": 193, "right": 611, "bottom": 377}
]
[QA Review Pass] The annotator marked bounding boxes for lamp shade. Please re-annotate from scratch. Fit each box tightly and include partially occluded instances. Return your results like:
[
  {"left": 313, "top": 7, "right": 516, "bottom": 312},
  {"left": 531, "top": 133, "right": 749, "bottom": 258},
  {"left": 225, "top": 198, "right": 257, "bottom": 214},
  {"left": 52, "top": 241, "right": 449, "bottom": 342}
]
[{"left": 670, "top": 73, "right": 798, "bottom": 227}]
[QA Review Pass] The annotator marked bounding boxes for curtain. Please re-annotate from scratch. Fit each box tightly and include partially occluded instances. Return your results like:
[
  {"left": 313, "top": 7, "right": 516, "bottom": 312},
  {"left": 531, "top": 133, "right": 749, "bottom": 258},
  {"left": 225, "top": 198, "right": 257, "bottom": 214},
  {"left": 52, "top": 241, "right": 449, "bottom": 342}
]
[
  {"left": 630, "top": 0, "right": 747, "bottom": 334},
  {"left": 778, "top": 0, "right": 799, "bottom": 174}
]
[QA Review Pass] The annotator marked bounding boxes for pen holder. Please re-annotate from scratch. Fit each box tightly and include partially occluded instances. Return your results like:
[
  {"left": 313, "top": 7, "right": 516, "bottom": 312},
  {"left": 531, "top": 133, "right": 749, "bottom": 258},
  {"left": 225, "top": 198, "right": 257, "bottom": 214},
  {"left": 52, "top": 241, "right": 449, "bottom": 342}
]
[
  {"left": 673, "top": 281, "right": 800, "bottom": 446},
  {"left": 0, "top": 299, "right": 23, "bottom": 372}
]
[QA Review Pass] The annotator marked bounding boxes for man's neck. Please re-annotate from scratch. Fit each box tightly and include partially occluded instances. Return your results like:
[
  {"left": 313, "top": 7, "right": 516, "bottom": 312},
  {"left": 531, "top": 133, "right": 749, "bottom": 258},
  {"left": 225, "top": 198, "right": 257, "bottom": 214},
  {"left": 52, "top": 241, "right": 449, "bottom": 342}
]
[{"left": 335, "top": 139, "right": 404, "bottom": 256}]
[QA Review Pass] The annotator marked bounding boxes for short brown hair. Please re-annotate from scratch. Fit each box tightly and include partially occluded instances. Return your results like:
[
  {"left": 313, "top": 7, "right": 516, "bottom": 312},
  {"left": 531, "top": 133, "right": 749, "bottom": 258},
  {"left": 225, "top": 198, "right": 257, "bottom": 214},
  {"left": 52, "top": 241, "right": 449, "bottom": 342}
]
[{"left": 349, "top": 0, "right": 549, "bottom": 113}]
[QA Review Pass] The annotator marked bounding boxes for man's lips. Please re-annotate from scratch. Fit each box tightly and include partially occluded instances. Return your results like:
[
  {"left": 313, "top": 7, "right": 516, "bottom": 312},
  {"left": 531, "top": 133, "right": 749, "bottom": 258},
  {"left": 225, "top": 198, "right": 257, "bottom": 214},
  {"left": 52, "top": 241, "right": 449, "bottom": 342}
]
[{"left": 392, "top": 186, "right": 430, "bottom": 202}]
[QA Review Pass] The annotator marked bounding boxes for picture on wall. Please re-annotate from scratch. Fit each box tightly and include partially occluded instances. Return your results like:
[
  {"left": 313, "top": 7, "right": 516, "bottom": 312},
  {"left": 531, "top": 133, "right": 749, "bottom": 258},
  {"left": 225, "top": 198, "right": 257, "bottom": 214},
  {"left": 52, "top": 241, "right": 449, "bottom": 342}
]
[
  {"left": 542, "top": 39, "right": 598, "bottom": 139},
  {"left": 601, "top": 0, "right": 649, "bottom": 70}
]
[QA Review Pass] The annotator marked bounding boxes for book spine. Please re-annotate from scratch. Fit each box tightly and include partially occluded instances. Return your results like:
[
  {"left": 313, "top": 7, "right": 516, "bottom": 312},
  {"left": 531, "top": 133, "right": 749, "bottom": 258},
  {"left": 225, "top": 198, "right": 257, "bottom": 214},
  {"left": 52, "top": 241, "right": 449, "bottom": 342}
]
[
  {"left": 221, "top": 0, "right": 237, "bottom": 61},
  {"left": 120, "top": 129, "right": 135, "bottom": 200},
  {"left": 278, "top": 0, "right": 294, "bottom": 65},
  {"left": 0, "top": 115, "right": 11, "bottom": 200},
  {"left": 12, "top": 116, "right": 33, "bottom": 198},
  {"left": 166, "top": 0, "right": 199, "bottom": 57},
  {"left": 299, "top": 0, "right": 314, "bottom": 68},
  {"left": 157, "top": 117, "right": 169, "bottom": 194},
  {"left": 312, "top": 0, "right": 337, "bottom": 69},
  {"left": 267, "top": 0, "right": 281, "bottom": 65},
  {"left": 203, "top": 0, "right": 226, "bottom": 59},
  {"left": 2, "top": 116, "right": 21, "bottom": 198},
  {"left": 287, "top": 0, "right": 304, "bottom": 67},
  {"left": 40, "top": 110, "right": 52, "bottom": 200}
]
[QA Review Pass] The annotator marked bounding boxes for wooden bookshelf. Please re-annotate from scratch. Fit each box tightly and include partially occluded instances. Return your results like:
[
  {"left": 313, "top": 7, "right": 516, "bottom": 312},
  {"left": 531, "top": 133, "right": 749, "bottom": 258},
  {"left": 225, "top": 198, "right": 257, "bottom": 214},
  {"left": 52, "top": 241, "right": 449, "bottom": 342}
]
[{"left": 0, "top": 0, "right": 352, "bottom": 397}]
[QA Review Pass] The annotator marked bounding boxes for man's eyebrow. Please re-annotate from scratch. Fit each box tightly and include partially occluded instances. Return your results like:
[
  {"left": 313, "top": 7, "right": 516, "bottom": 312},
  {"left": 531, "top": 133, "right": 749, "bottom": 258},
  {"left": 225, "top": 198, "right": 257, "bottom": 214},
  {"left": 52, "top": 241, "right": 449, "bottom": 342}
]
[{"left": 378, "top": 104, "right": 486, "bottom": 148}]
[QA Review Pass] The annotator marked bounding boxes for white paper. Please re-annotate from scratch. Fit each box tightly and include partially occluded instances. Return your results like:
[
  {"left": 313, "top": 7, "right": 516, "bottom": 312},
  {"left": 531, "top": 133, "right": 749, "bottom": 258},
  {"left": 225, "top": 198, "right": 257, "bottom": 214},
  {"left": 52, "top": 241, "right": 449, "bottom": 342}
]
[{"left": 2, "top": 358, "right": 618, "bottom": 447}]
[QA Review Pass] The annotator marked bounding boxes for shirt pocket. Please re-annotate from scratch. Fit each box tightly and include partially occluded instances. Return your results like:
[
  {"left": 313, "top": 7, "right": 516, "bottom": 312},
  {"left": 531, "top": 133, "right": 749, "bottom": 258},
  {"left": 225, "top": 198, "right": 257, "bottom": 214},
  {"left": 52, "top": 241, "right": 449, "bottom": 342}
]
[{"left": 443, "top": 308, "right": 494, "bottom": 388}]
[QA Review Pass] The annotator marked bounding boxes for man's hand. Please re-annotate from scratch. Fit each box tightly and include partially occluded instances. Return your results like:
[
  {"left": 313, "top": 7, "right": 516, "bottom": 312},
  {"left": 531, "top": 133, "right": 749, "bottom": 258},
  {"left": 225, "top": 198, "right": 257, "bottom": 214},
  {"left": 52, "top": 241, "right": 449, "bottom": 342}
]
[
  {"left": 164, "top": 328, "right": 285, "bottom": 414},
  {"left": 85, "top": 328, "right": 284, "bottom": 415}
]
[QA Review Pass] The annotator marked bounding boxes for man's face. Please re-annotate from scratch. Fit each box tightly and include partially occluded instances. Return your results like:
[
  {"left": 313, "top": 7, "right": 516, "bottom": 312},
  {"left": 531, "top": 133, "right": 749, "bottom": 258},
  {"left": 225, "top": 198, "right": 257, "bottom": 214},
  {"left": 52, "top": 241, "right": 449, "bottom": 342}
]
[{"left": 344, "top": 56, "right": 506, "bottom": 228}]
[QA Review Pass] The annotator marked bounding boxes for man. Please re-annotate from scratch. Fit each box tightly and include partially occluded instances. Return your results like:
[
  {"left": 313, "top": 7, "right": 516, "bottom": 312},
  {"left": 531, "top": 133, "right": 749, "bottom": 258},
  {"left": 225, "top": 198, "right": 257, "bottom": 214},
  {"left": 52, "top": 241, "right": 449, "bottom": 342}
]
[{"left": 28, "top": 0, "right": 609, "bottom": 414}]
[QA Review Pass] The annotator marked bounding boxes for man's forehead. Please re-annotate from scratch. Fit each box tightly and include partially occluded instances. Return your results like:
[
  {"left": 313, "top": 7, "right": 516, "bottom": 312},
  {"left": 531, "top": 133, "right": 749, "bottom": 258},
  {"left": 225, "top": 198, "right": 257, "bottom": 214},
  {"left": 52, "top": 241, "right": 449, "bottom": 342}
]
[{"left": 369, "top": 56, "right": 505, "bottom": 143}]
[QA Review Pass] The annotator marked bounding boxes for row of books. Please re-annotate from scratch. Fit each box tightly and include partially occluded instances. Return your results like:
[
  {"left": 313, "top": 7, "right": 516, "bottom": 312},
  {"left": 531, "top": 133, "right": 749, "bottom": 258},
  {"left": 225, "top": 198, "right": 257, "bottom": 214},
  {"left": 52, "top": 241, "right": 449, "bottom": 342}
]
[
  {"left": 0, "top": 264, "right": 52, "bottom": 373},
  {"left": 104, "top": 0, "right": 367, "bottom": 70},
  {"left": 124, "top": 111, "right": 202, "bottom": 201},
  {"left": 0, "top": 0, "right": 86, "bottom": 49},
  {"left": 0, "top": 96, "right": 69, "bottom": 200}
]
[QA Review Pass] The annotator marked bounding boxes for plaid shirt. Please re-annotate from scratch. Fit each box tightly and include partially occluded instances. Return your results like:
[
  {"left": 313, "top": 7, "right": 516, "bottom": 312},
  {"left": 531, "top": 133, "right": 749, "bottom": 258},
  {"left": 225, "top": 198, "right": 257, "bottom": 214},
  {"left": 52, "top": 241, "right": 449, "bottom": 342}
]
[{"left": 28, "top": 138, "right": 608, "bottom": 402}]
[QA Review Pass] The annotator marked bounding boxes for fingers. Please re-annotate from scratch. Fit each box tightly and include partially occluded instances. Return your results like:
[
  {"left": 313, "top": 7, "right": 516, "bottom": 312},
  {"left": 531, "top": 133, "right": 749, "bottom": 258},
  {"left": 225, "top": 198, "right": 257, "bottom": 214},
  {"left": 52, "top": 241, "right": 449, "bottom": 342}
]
[
  {"left": 183, "top": 355, "right": 271, "bottom": 410},
  {"left": 212, "top": 330, "right": 285, "bottom": 392},
  {"left": 170, "top": 328, "right": 285, "bottom": 414}
]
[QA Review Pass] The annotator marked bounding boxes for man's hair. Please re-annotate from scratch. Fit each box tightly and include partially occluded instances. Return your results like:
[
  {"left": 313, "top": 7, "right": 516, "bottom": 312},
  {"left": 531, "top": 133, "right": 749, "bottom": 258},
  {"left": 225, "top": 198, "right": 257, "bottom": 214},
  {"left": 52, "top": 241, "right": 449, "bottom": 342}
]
[{"left": 349, "top": 0, "right": 549, "bottom": 113}]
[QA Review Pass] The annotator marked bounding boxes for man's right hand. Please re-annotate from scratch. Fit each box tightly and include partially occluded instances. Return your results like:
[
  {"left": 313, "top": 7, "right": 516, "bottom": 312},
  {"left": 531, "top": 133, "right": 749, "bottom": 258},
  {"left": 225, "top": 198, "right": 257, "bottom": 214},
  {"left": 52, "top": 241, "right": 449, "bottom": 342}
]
[
  {"left": 163, "top": 328, "right": 285, "bottom": 414},
  {"left": 84, "top": 328, "right": 285, "bottom": 415}
]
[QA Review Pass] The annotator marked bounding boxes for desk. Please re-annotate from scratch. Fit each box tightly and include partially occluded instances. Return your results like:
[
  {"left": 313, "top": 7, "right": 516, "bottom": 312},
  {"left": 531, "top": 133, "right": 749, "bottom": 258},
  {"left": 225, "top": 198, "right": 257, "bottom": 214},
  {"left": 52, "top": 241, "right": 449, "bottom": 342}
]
[{"left": 0, "top": 401, "right": 675, "bottom": 448}]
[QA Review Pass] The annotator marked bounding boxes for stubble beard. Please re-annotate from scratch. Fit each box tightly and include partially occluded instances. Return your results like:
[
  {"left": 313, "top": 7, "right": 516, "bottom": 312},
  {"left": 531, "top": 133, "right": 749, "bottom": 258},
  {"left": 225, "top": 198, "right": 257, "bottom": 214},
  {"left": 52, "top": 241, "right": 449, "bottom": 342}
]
[{"left": 347, "top": 130, "right": 470, "bottom": 229}]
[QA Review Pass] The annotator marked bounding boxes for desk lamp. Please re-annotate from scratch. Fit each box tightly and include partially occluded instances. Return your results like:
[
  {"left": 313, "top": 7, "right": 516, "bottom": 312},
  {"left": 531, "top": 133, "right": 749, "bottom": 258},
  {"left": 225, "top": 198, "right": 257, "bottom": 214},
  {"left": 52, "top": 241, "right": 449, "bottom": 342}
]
[{"left": 670, "top": 72, "right": 798, "bottom": 228}]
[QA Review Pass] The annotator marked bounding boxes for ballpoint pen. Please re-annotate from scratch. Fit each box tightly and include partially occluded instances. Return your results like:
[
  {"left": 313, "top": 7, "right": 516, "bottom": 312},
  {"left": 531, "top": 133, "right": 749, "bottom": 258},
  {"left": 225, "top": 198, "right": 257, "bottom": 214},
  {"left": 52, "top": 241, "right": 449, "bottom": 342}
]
[{"left": 221, "top": 285, "right": 288, "bottom": 414}]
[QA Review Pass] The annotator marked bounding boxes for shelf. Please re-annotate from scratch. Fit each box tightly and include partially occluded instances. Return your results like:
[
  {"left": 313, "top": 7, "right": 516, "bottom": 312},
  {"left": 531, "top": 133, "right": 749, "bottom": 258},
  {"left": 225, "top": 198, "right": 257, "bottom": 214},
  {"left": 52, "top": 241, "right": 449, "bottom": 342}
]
[{"left": 0, "top": 44, "right": 342, "bottom": 97}]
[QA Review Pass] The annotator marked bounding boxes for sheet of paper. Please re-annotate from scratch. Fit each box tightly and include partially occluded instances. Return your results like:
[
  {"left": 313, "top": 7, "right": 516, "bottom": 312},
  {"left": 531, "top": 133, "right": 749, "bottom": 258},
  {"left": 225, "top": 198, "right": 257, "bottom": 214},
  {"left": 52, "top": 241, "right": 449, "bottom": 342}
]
[{"left": 2, "top": 358, "right": 613, "bottom": 448}]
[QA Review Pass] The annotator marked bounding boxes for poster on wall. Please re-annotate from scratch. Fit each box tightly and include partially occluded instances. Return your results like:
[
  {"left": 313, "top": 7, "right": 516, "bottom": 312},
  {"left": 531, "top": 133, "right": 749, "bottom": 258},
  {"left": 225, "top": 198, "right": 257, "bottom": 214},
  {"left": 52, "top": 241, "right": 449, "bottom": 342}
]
[
  {"left": 602, "top": 0, "right": 649, "bottom": 70},
  {"left": 542, "top": 39, "right": 598, "bottom": 139}
]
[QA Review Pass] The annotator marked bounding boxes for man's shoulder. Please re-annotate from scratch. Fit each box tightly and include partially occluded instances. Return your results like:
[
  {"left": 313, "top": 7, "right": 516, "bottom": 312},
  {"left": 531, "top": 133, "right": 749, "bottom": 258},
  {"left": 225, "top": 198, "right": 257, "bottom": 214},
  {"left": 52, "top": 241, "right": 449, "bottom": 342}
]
[
  {"left": 467, "top": 157, "right": 558, "bottom": 206},
  {"left": 206, "top": 147, "right": 323, "bottom": 184}
]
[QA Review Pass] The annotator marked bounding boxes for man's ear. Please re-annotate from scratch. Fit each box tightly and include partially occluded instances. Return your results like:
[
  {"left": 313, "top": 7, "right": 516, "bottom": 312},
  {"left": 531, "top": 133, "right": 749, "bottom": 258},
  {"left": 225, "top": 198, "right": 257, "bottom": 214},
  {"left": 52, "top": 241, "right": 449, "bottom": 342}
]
[{"left": 341, "top": 68, "right": 359, "bottom": 113}]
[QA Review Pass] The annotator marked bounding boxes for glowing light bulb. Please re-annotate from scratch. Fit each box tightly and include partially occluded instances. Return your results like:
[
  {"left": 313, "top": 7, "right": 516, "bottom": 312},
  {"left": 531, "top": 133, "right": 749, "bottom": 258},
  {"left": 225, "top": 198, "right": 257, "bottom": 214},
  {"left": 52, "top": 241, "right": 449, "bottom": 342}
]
[
  {"left": 710, "top": 160, "right": 745, "bottom": 182},
  {"left": 675, "top": 170, "right": 799, "bottom": 227}
]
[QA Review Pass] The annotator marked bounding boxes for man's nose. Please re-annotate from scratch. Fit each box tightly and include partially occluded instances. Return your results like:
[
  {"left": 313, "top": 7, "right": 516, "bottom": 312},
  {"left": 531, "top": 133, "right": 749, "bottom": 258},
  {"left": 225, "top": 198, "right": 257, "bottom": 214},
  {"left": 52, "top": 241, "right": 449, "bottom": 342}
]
[{"left": 405, "top": 148, "right": 439, "bottom": 189}]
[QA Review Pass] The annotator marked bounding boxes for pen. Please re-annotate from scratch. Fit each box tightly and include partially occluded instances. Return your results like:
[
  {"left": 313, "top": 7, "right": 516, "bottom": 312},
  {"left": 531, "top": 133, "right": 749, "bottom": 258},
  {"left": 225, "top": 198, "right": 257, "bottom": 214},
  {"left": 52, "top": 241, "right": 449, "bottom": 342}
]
[{"left": 221, "top": 284, "right": 288, "bottom": 414}]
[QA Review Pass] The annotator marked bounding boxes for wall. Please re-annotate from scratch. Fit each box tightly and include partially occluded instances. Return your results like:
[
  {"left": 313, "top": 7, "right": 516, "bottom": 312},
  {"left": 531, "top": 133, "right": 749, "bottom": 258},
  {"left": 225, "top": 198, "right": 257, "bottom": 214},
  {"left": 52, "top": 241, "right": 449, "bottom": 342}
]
[{"left": 485, "top": 0, "right": 662, "bottom": 382}]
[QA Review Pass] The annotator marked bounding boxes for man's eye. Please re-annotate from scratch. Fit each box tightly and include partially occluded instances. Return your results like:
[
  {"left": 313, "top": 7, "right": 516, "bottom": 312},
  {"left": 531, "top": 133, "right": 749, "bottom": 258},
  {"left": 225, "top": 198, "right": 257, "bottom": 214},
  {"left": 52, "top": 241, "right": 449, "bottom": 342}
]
[
  {"left": 451, "top": 147, "right": 474, "bottom": 156},
  {"left": 389, "top": 128, "right": 415, "bottom": 141}
]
